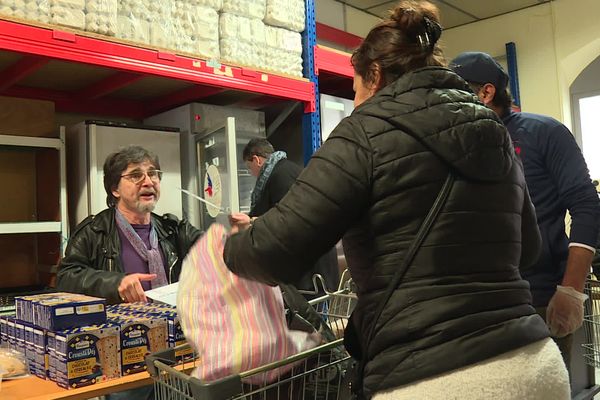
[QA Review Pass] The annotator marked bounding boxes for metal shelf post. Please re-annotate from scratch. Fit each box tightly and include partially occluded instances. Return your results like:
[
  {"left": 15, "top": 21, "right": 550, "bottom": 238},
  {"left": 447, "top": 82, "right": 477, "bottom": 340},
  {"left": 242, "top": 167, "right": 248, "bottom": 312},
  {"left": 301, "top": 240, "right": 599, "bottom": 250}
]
[{"left": 301, "top": 0, "right": 321, "bottom": 165}]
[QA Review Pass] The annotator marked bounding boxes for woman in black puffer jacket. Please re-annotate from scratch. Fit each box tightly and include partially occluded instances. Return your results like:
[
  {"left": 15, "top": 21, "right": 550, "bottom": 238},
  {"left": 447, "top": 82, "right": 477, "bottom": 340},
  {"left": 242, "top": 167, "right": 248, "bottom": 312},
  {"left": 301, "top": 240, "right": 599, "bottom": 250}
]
[{"left": 224, "top": 1, "right": 569, "bottom": 399}]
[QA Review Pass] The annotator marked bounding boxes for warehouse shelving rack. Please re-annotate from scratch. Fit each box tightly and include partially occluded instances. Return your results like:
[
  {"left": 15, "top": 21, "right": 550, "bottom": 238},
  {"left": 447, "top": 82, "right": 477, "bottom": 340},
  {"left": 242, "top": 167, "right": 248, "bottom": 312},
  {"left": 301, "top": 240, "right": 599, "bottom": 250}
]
[{"left": 0, "top": 5, "right": 355, "bottom": 163}]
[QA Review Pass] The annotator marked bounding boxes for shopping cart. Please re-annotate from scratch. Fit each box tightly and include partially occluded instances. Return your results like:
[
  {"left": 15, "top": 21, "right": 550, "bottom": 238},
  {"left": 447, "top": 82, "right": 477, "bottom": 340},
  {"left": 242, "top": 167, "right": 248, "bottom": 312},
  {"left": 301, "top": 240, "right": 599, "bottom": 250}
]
[
  {"left": 583, "top": 277, "right": 600, "bottom": 367},
  {"left": 146, "top": 273, "right": 357, "bottom": 400}
]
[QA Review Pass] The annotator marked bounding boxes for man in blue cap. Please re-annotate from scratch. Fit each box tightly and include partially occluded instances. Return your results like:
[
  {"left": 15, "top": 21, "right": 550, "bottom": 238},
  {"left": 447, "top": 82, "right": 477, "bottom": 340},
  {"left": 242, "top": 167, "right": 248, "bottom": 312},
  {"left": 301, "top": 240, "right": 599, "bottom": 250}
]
[
  {"left": 451, "top": 51, "right": 600, "bottom": 372},
  {"left": 450, "top": 52, "right": 600, "bottom": 374}
]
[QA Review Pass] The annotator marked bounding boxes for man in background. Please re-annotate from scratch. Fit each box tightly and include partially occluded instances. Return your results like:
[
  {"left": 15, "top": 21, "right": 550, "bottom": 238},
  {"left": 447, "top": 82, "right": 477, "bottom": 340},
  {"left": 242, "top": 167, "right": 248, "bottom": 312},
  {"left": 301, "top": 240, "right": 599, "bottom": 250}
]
[
  {"left": 57, "top": 145, "right": 201, "bottom": 304},
  {"left": 230, "top": 138, "right": 340, "bottom": 294},
  {"left": 451, "top": 52, "right": 600, "bottom": 372}
]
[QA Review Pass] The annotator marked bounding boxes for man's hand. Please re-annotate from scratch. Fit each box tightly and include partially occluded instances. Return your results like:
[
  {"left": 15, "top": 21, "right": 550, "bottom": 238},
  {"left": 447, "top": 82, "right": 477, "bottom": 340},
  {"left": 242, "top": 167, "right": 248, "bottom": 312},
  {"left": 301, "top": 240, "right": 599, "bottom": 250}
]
[
  {"left": 118, "top": 273, "right": 156, "bottom": 303},
  {"left": 229, "top": 213, "right": 252, "bottom": 234},
  {"left": 546, "top": 285, "right": 588, "bottom": 337}
]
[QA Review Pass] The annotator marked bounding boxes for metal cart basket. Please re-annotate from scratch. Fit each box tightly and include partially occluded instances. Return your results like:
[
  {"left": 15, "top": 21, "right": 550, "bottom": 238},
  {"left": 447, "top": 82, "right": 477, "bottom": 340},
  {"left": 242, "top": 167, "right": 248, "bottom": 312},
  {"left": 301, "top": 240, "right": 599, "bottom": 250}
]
[
  {"left": 146, "top": 276, "right": 357, "bottom": 400},
  {"left": 583, "top": 278, "right": 600, "bottom": 367}
]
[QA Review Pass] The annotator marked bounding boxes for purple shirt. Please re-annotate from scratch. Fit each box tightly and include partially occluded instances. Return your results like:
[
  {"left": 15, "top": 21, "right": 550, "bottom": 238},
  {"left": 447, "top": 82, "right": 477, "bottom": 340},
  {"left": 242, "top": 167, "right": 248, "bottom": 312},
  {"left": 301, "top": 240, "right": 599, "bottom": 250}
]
[{"left": 117, "top": 224, "right": 166, "bottom": 291}]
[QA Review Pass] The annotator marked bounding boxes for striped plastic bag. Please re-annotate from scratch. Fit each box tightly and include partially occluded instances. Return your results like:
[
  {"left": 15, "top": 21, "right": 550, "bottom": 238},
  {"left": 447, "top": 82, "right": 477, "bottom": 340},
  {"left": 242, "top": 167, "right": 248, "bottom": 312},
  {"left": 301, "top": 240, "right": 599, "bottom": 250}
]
[{"left": 177, "top": 224, "right": 320, "bottom": 384}]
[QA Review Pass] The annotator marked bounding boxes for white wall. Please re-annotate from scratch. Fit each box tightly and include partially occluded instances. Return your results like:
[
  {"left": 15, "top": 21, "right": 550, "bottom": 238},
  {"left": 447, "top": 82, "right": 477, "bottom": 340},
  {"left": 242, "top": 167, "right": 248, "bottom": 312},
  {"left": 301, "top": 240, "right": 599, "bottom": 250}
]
[
  {"left": 315, "top": 0, "right": 380, "bottom": 40},
  {"left": 442, "top": 0, "right": 600, "bottom": 129}
]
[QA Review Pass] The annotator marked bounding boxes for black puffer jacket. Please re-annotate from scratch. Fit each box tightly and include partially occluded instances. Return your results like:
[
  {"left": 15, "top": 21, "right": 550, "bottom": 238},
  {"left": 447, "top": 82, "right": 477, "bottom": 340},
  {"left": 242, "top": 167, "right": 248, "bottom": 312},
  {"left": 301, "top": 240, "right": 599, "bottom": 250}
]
[
  {"left": 250, "top": 158, "right": 340, "bottom": 294},
  {"left": 225, "top": 67, "right": 549, "bottom": 397},
  {"left": 249, "top": 158, "right": 303, "bottom": 218},
  {"left": 57, "top": 208, "right": 201, "bottom": 304}
]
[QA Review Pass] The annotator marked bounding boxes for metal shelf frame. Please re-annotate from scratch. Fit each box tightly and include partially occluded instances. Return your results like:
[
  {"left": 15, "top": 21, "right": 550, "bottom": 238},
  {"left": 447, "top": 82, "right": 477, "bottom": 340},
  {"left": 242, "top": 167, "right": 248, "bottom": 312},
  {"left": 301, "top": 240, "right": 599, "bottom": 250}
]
[
  {"left": 0, "top": 19, "right": 316, "bottom": 115},
  {"left": 0, "top": 10, "right": 350, "bottom": 163},
  {"left": 0, "top": 128, "right": 68, "bottom": 254},
  {"left": 0, "top": 221, "right": 62, "bottom": 234},
  {"left": 301, "top": 0, "right": 321, "bottom": 164},
  {"left": 314, "top": 45, "right": 353, "bottom": 79},
  {"left": 0, "top": 133, "right": 62, "bottom": 149}
]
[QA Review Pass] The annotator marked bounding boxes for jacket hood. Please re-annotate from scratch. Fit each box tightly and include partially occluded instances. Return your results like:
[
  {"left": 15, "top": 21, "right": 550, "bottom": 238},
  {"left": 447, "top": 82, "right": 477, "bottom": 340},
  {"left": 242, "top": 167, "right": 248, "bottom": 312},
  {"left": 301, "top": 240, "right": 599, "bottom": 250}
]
[{"left": 355, "top": 67, "right": 514, "bottom": 181}]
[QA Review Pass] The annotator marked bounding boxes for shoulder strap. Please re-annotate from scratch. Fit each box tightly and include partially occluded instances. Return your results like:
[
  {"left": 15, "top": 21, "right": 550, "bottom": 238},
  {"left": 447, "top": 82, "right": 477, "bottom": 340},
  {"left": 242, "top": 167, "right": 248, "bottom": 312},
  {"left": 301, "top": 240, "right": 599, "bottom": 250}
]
[{"left": 357, "top": 172, "right": 455, "bottom": 394}]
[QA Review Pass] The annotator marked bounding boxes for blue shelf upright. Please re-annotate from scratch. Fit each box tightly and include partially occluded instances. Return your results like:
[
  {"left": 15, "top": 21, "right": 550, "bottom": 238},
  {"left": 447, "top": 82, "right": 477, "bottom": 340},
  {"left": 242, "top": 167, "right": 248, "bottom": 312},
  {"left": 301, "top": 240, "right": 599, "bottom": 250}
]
[
  {"left": 505, "top": 42, "right": 521, "bottom": 109},
  {"left": 301, "top": 0, "right": 321, "bottom": 165}
]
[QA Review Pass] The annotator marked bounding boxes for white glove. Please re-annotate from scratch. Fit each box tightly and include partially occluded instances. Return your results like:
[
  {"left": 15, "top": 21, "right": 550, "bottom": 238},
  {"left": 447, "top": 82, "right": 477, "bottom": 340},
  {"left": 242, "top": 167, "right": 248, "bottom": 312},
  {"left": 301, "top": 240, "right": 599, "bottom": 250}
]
[{"left": 546, "top": 285, "right": 588, "bottom": 338}]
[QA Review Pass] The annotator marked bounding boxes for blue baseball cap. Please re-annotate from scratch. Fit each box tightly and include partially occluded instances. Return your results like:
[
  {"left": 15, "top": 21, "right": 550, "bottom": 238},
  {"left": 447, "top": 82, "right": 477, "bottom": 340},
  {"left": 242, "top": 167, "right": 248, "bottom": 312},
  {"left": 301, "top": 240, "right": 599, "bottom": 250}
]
[{"left": 450, "top": 51, "right": 509, "bottom": 90}]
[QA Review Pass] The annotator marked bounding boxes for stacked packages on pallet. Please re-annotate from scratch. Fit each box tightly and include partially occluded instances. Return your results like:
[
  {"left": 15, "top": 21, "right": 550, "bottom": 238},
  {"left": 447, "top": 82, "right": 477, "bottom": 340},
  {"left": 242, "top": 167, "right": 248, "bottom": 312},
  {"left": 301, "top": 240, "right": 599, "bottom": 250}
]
[
  {"left": 10, "top": 0, "right": 49, "bottom": 23},
  {"left": 220, "top": 0, "right": 304, "bottom": 77},
  {"left": 219, "top": 12, "right": 266, "bottom": 70},
  {"left": 265, "top": 25, "right": 302, "bottom": 76},
  {"left": 265, "top": 0, "right": 305, "bottom": 32},
  {"left": 0, "top": 0, "right": 306, "bottom": 77},
  {"left": 172, "top": 1, "right": 219, "bottom": 59},
  {"left": 49, "top": 0, "right": 85, "bottom": 29},
  {"left": 0, "top": 296, "right": 184, "bottom": 389},
  {"left": 222, "top": 0, "right": 265, "bottom": 20},
  {"left": 0, "top": 0, "right": 13, "bottom": 18},
  {"left": 116, "top": 0, "right": 150, "bottom": 44},
  {"left": 84, "top": 0, "right": 116, "bottom": 36}
]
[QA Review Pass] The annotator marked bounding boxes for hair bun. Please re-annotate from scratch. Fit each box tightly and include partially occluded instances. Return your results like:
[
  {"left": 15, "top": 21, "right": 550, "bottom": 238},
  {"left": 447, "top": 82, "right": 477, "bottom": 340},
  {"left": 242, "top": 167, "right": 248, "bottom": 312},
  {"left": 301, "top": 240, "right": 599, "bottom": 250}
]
[{"left": 389, "top": 0, "right": 442, "bottom": 50}]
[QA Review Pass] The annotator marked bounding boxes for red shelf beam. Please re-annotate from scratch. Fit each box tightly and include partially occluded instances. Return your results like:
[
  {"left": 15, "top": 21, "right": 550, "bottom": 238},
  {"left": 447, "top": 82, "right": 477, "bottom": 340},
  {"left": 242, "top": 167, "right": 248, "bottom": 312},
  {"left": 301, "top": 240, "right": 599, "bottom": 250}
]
[
  {"left": 0, "top": 19, "right": 316, "bottom": 112},
  {"left": 76, "top": 72, "right": 142, "bottom": 100},
  {"left": 314, "top": 45, "right": 353, "bottom": 78},
  {"left": 0, "top": 55, "right": 48, "bottom": 91},
  {"left": 316, "top": 23, "right": 363, "bottom": 50},
  {"left": 145, "top": 85, "right": 225, "bottom": 116},
  {"left": 2, "top": 85, "right": 145, "bottom": 118}
]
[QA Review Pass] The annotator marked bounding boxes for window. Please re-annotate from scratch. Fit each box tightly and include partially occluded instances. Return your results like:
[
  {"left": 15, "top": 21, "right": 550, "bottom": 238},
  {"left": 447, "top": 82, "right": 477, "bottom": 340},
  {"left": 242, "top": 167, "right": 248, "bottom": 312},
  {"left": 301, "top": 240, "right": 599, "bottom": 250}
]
[{"left": 578, "top": 94, "right": 600, "bottom": 180}]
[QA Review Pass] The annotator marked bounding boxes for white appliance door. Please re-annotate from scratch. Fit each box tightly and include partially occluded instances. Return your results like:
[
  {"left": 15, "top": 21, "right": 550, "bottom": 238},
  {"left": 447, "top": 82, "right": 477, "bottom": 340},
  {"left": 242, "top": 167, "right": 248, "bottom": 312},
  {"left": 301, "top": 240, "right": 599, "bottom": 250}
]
[
  {"left": 87, "top": 124, "right": 183, "bottom": 218},
  {"left": 194, "top": 117, "right": 240, "bottom": 230}
]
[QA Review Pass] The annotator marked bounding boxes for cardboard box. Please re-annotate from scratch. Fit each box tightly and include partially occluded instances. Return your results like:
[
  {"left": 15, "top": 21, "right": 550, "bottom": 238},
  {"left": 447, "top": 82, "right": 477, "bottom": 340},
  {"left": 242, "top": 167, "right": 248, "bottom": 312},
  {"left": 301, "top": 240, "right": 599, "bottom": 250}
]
[
  {"left": 53, "top": 324, "right": 120, "bottom": 389},
  {"left": 16, "top": 292, "right": 107, "bottom": 330},
  {"left": 0, "top": 96, "right": 55, "bottom": 137},
  {"left": 107, "top": 314, "right": 167, "bottom": 376}
]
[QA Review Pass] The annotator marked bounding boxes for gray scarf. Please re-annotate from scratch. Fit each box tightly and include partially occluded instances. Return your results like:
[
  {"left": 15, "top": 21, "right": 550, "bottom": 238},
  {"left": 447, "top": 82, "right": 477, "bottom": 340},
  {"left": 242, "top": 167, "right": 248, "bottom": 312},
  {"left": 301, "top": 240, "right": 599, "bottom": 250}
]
[
  {"left": 115, "top": 209, "right": 168, "bottom": 289},
  {"left": 250, "top": 151, "right": 287, "bottom": 213}
]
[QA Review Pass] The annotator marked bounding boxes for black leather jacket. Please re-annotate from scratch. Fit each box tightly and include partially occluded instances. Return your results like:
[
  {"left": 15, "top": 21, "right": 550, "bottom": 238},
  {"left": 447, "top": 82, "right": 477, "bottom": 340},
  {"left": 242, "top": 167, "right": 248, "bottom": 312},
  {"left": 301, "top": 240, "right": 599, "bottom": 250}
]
[{"left": 57, "top": 208, "right": 202, "bottom": 304}]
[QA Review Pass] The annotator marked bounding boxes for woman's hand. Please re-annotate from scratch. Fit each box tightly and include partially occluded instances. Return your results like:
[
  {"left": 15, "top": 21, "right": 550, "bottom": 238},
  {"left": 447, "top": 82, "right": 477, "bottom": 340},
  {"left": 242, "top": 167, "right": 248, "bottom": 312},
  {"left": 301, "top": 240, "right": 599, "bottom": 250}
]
[{"left": 229, "top": 213, "right": 252, "bottom": 234}]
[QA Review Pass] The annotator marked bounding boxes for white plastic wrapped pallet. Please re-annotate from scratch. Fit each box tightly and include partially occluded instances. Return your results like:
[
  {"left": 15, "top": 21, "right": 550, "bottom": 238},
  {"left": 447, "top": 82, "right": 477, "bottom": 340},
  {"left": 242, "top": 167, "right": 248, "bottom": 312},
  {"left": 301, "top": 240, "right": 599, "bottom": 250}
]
[
  {"left": 0, "top": 6, "right": 13, "bottom": 16},
  {"left": 264, "top": 25, "right": 302, "bottom": 76},
  {"left": 222, "top": 0, "right": 265, "bottom": 20},
  {"left": 190, "top": 0, "right": 222, "bottom": 10},
  {"left": 115, "top": 0, "right": 150, "bottom": 44},
  {"left": 0, "top": 0, "right": 15, "bottom": 16},
  {"left": 47, "top": 0, "right": 86, "bottom": 30},
  {"left": 117, "top": 0, "right": 147, "bottom": 19},
  {"left": 116, "top": 13, "right": 150, "bottom": 44},
  {"left": 85, "top": 0, "right": 117, "bottom": 36},
  {"left": 12, "top": 0, "right": 35, "bottom": 20},
  {"left": 172, "top": 3, "right": 219, "bottom": 59},
  {"left": 149, "top": 1, "right": 176, "bottom": 49},
  {"left": 264, "top": 0, "right": 305, "bottom": 32},
  {"left": 220, "top": 12, "right": 266, "bottom": 69}
]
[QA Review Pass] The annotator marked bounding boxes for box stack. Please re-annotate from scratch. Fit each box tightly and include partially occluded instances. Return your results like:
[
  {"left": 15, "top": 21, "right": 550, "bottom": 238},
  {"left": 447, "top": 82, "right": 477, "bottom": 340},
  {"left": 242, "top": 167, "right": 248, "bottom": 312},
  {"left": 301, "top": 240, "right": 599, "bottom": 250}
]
[
  {"left": 172, "top": 1, "right": 219, "bottom": 59},
  {"left": 106, "top": 302, "right": 182, "bottom": 373},
  {"left": 219, "top": 12, "right": 266, "bottom": 70},
  {"left": 4, "top": 292, "right": 114, "bottom": 386},
  {"left": 219, "top": 0, "right": 304, "bottom": 77},
  {"left": 0, "top": 0, "right": 306, "bottom": 77},
  {"left": 85, "top": 0, "right": 117, "bottom": 36},
  {"left": 49, "top": 0, "right": 85, "bottom": 29},
  {"left": 50, "top": 323, "right": 121, "bottom": 388},
  {"left": 114, "top": 0, "right": 150, "bottom": 44}
]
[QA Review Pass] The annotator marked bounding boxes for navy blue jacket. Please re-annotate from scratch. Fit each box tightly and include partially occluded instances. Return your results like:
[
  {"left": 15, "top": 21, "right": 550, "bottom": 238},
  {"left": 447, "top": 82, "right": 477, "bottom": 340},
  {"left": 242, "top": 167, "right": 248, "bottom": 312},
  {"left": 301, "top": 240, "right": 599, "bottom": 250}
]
[{"left": 503, "top": 111, "right": 600, "bottom": 306}]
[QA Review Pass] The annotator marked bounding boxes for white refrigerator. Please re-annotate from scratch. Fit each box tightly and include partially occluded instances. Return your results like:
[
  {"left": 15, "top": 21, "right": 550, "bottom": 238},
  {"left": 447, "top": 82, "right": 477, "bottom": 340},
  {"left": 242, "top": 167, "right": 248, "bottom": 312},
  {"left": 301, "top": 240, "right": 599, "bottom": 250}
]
[{"left": 66, "top": 121, "right": 183, "bottom": 229}]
